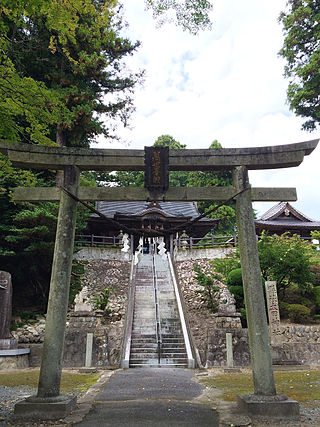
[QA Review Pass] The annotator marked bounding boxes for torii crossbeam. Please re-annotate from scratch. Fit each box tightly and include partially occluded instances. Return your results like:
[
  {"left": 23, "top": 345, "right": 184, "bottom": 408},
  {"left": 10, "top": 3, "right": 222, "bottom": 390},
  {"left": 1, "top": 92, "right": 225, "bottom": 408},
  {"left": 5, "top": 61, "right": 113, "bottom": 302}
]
[{"left": 1, "top": 138, "right": 318, "bottom": 420}]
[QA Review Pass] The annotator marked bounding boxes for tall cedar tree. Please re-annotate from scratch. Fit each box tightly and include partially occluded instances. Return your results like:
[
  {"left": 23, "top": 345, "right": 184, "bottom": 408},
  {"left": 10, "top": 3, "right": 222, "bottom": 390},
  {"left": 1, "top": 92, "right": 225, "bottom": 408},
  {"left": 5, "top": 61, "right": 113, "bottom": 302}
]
[
  {"left": 1, "top": 0, "right": 142, "bottom": 146},
  {"left": 279, "top": 0, "right": 320, "bottom": 131}
]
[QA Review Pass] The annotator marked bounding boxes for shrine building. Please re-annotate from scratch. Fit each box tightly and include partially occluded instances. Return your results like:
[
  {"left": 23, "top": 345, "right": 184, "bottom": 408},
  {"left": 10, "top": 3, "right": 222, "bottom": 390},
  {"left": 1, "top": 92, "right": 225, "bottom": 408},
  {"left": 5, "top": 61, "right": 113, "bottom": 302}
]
[
  {"left": 86, "top": 200, "right": 219, "bottom": 251},
  {"left": 254, "top": 201, "right": 320, "bottom": 238}
]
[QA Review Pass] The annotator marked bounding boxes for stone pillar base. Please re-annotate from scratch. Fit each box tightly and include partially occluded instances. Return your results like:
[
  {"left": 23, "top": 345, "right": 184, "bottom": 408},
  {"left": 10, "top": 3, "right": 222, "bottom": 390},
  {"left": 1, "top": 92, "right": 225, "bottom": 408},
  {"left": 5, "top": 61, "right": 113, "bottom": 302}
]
[
  {"left": 14, "top": 394, "right": 77, "bottom": 421},
  {"left": 237, "top": 393, "right": 299, "bottom": 418}
]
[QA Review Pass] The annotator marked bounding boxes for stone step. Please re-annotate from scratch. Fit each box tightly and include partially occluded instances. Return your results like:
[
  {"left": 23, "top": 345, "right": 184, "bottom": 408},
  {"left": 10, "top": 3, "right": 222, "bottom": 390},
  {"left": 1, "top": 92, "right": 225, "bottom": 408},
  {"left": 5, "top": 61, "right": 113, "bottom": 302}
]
[
  {"left": 130, "top": 358, "right": 188, "bottom": 364},
  {"left": 131, "top": 334, "right": 183, "bottom": 340},
  {"left": 131, "top": 334, "right": 184, "bottom": 339},
  {"left": 130, "top": 344, "right": 186, "bottom": 350},
  {"left": 129, "top": 363, "right": 188, "bottom": 368},
  {"left": 131, "top": 331, "right": 156, "bottom": 336},
  {"left": 130, "top": 352, "right": 187, "bottom": 359}
]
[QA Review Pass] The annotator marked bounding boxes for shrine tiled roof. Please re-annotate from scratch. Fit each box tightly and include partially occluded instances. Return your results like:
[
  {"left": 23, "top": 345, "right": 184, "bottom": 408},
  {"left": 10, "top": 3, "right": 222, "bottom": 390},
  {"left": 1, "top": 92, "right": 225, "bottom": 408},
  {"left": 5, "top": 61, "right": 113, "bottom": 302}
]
[
  {"left": 254, "top": 220, "right": 320, "bottom": 229},
  {"left": 94, "top": 201, "right": 215, "bottom": 222},
  {"left": 255, "top": 202, "right": 320, "bottom": 230},
  {"left": 258, "top": 201, "right": 313, "bottom": 222}
]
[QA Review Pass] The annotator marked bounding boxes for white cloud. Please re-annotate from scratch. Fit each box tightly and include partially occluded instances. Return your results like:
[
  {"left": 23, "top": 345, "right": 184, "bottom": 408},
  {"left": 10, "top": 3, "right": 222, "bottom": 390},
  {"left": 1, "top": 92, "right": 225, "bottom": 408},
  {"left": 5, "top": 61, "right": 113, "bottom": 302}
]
[{"left": 99, "top": 0, "right": 320, "bottom": 220}]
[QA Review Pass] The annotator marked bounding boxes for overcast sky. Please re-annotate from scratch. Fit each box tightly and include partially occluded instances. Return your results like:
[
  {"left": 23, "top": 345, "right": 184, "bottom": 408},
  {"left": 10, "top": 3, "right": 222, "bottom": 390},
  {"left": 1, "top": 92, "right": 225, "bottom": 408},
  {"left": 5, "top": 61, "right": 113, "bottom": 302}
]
[{"left": 100, "top": 0, "right": 319, "bottom": 219}]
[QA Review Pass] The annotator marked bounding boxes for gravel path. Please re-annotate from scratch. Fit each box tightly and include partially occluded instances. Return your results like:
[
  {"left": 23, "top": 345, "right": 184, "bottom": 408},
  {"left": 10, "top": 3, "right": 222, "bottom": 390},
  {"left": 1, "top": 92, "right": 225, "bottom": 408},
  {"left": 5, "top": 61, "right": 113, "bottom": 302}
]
[{"left": 0, "top": 385, "right": 36, "bottom": 423}]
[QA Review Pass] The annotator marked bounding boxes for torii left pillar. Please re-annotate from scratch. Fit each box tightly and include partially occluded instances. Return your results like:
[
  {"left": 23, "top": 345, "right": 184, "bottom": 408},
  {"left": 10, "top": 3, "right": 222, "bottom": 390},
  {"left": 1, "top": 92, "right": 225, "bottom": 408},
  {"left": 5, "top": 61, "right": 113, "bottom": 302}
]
[{"left": 14, "top": 166, "right": 79, "bottom": 420}]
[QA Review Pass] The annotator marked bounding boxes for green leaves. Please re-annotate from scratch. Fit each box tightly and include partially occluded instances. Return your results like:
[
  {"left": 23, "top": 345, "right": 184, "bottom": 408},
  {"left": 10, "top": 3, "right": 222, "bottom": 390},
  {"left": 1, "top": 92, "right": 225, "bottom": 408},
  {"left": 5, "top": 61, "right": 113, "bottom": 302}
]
[
  {"left": 0, "top": 0, "right": 142, "bottom": 145},
  {"left": 258, "top": 231, "right": 315, "bottom": 293},
  {"left": 145, "top": 0, "right": 213, "bottom": 34},
  {"left": 193, "top": 264, "right": 219, "bottom": 312},
  {"left": 279, "top": 0, "right": 320, "bottom": 130}
]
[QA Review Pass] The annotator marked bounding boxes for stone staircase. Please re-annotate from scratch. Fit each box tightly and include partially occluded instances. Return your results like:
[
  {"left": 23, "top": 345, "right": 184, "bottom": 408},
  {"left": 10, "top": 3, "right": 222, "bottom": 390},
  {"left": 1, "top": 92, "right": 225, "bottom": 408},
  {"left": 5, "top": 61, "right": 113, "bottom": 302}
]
[{"left": 129, "top": 254, "right": 188, "bottom": 368}]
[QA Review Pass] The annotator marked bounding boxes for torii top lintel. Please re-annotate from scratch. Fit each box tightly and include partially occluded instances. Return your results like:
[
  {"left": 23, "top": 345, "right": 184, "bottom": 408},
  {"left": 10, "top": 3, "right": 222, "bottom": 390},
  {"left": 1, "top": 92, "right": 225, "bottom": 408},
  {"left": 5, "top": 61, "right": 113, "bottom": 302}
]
[{"left": 0, "top": 139, "right": 318, "bottom": 172}]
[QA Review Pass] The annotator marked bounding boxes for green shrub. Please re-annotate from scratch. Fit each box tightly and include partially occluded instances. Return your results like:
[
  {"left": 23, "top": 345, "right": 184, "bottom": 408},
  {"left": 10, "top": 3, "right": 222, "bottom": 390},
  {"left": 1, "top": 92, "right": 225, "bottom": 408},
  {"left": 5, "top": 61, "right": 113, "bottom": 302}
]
[
  {"left": 193, "top": 265, "right": 220, "bottom": 313},
  {"left": 282, "top": 284, "right": 302, "bottom": 304},
  {"left": 287, "top": 304, "right": 311, "bottom": 323},
  {"left": 211, "top": 254, "right": 241, "bottom": 284},
  {"left": 313, "top": 314, "right": 320, "bottom": 321},
  {"left": 239, "top": 308, "right": 247, "bottom": 327},
  {"left": 69, "top": 261, "right": 86, "bottom": 303},
  {"left": 228, "top": 285, "right": 244, "bottom": 302},
  {"left": 300, "top": 297, "right": 313, "bottom": 308},
  {"left": 310, "top": 264, "right": 320, "bottom": 286},
  {"left": 313, "top": 286, "right": 320, "bottom": 308},
  {"left": 279, "top": 302, "right": 290, "bottom": 318},
  {"left": 227, "top": 268, "right": 243, "bottom": 286},
  {"left": 91, "top": 287, "right": 114, "bottom": 311}
]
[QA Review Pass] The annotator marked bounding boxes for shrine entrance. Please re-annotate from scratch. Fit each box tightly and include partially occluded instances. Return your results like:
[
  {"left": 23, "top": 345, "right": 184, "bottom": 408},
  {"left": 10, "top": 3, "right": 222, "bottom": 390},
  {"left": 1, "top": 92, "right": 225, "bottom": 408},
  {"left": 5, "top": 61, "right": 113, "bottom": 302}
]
[{"left": 0, "top": 139, "right": 318, "bottom": 419}]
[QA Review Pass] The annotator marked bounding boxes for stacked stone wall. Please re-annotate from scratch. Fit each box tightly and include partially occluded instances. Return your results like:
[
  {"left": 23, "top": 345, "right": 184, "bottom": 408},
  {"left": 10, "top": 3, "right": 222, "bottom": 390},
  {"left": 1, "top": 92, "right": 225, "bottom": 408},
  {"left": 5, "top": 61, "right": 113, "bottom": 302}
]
[
  {"left": 206, "top": 329, "right": 250, "bottom": 367},
  {"left": 9, "top": 250, "right": 320, "bottom": 369},
  {"left": 12, "top": 258, "right": 131, "bottom": 368},
  {"left": 280, "top": 325, "right": 320, "bottom": 343}
]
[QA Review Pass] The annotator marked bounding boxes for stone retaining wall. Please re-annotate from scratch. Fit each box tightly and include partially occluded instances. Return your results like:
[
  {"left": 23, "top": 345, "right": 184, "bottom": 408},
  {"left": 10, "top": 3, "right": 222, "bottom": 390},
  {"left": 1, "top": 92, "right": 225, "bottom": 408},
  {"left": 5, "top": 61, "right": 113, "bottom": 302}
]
[
  {"left": 206, "top": 329, "right": 250, "bottom": 367},
  {"left": 0, "top": 354, "right": 29, "bottom": 369},
  {"left": 174, "top": 247, "right": 234, "bottom": 261},
  {"left": 280, "top": 325, "right": 320, "bottom": 343},
  {"left": 10, "top": 258, "right": 131, "bottom": 369},
  {"left": 8, "top": 249, "right": 320, "bottom": 369},
  {"left": 206, "top": 325, "right": 320, "bottom": 367},
  {"left": 74, "top": 247, "right": 132, "bottom": 261}
]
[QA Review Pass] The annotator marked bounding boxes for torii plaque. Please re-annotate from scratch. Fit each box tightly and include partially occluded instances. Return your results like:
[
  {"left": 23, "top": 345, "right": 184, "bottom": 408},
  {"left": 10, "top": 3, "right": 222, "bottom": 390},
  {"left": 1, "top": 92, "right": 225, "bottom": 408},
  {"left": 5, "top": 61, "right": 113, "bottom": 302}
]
[{"left": 0, "top": 138, "right": 317, "bottom": 419}]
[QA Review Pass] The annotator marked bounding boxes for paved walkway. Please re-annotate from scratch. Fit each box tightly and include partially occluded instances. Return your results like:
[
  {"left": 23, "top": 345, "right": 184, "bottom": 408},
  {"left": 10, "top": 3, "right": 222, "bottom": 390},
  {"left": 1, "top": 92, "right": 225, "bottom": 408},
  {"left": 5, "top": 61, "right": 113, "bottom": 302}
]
[{"left": 75, "top": 368, "right": 219, "bottom": 426}]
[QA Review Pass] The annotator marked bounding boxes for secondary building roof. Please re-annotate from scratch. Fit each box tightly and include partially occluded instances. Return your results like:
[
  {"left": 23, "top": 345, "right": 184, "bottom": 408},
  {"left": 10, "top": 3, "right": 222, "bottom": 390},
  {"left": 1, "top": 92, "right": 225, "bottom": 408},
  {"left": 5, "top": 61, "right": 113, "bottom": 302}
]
[{"left": 254, "top": 202, "right": 320, "bottom": 236}]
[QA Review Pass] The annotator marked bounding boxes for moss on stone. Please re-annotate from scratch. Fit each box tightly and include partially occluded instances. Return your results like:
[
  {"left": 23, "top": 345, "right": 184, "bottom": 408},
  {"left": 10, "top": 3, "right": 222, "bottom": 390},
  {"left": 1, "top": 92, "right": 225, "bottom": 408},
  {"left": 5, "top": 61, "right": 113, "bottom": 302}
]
[
  {"left": 199, "top": 369, "right": 320, "bottom": 403},
  {"left": 0, "top": 369, "right": 100, "bottom": 394}
]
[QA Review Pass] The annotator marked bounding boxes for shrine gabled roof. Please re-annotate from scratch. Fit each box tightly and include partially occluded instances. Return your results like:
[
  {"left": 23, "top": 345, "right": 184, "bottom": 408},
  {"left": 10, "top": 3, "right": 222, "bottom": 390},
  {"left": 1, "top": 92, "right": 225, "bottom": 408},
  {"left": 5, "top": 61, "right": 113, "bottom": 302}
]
[
  {"left": 94, "top": 201, "right": 212, "bottom": 221},
  {"left": 258, "top": 201, "right": 314, "bottom": 222},
  {"left": 255, "top": 202, "right": 320, "bottom": 230},
  {"left": 254, "top": 220, "right": 320, "bottom": 230}
]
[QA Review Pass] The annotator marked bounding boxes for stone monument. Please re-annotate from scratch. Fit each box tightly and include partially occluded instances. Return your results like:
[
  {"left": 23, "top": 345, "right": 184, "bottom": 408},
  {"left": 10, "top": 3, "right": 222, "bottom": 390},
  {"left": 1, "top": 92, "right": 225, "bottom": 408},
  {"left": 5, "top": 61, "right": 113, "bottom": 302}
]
[
  {"left": 0, "top": 271, "right": 18, "bottom": 349},
  {"left": 265, "top": 281, "right": 282, "bottom": 345},
  {"left": 74, "top": 286, "right": 93, "bottom": 313},
  {"left": 0, "top": 270, "right": 30, "bottom": 369}
]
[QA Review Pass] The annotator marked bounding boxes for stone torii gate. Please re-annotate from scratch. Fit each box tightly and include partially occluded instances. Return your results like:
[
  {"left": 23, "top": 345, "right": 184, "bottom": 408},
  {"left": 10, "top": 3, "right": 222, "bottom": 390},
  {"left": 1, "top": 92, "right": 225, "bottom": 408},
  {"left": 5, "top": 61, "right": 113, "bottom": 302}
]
[{"left": 1, "top": 139, "right": 318, "bottom": 420}]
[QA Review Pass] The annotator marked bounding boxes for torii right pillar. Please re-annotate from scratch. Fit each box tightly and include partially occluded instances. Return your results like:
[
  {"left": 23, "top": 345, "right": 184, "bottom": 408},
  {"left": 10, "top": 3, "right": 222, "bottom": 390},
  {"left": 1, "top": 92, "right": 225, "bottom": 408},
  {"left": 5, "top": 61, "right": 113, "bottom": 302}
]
[{"left": 233, "top": 166, "right": 300, "bottom": 418}]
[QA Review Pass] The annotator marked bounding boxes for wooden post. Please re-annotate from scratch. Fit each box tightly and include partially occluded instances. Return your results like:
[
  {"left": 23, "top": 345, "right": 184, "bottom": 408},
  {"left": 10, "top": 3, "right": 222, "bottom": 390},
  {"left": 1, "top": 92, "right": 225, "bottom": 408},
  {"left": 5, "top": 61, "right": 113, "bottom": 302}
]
[
  {"left": 37, "top": 166, "right": 80, "bottom": 398},
  {"left": 233, "top": 166, "right": 276, "bottom": 396}
]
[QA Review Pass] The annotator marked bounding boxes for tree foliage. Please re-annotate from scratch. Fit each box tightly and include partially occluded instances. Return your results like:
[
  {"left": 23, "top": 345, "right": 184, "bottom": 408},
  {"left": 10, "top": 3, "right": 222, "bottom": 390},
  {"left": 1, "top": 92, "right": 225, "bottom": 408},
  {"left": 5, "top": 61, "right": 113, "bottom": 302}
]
[
  {"left": 145, "top": 0, "right": 213, "bottom": 34},
  {"left": 193, "top": 264, "right": 219, "bottom": 312},
  {"left": 0, "top": 154, "right": 93, "bottom": 309},
  {"left": 279, "top": 0, "right": 320, "bottom": 131},
  {"left": 105, "top": 134, "right": 188, "bottom": 187},
  {"left": 1, "top": 0, "right": 142, "bottom": 145},
  {"left": 187, "top": 140, "right": 235, "bottom": 233},
  {"left": 211, "top": 232, "right": 316, "bottom": 296},
  {"left": 105, "top": 136, "right": 237, "bottom": 234},
  {"left": 258, "top": 231, "right": 315, "bottom": 295}
]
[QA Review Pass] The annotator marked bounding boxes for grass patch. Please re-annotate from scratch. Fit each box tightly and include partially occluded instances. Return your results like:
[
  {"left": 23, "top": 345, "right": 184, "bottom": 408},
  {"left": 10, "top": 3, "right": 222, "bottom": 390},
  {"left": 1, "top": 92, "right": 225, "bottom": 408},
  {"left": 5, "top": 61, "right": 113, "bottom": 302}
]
[
  {"left": 200, "top": 370, "right": 320, "bottom": 403},
  {"left": 0, "top": 369, "right": 100, "bottom": 394}
]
